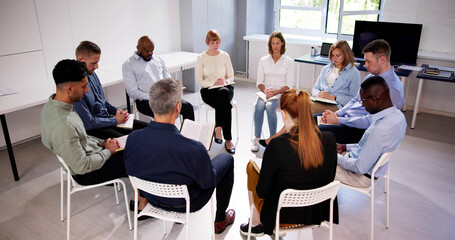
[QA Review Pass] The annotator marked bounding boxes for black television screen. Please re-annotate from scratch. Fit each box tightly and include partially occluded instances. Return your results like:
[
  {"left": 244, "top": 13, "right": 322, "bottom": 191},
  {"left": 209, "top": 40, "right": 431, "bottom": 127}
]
[{"left": 352, "top": 21, "right": 423, "bottom": 65}]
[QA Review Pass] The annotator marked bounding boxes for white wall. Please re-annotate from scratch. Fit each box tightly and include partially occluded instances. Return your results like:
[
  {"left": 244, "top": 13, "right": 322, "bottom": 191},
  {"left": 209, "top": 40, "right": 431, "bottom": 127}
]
[
  {"left": 246, "top": 0, "right": 455, "bottom": 116},
  {"left": 383, "top": 0, "right": 455, "bottom": 55},
  {"left": 0, "top": 0, "right": 181, "bottom": 147},
  {"left": 383, "top": 0, "right": 455, "bottom": 115}
]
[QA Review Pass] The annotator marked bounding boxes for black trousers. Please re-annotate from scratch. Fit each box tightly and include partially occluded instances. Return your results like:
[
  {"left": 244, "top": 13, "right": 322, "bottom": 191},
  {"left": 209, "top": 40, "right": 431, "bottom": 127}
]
[
  {"left": 136, "top": 99, "right": 195, "bottom": 121},
  {"left": 72, "top": 152, "right": 127, "bottom": 185},
  {"left": 313, "top": 114, "right": 366, "bottom": 144},
  {"left": 148, "top": 153, "right": 234, "bottom": 222},
  {"left": 200, "top": 86, "right": 234, "bottom": 140},
  {"left": 86, "top": 120, "right": 149, "bottom": 140}
]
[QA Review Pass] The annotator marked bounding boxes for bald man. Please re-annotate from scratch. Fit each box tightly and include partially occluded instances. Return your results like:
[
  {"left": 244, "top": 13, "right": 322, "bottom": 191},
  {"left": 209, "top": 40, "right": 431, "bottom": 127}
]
[
  {"left": 335, "top": 75, "right": 406, "bottom": 188},
  {"left": 122, "top": 36, "right": 195, "bottom": 121}
]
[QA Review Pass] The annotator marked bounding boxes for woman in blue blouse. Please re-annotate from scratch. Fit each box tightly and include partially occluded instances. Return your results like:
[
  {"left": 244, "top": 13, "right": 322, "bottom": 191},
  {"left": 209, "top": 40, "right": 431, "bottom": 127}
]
[{"left": 311, "top": 40, "right": 360, "bottom": 114}]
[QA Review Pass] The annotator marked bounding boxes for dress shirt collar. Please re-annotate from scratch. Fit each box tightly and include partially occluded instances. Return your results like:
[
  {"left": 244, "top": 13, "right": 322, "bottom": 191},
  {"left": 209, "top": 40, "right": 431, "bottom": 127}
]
[
  {"left": 379, "top": 66, "right": 395, "bottom": 80},
  {"left": 133, "top": 52, "right": 154, "bottom": 61},
  {"left": 370, "top": 106, "right": 397, "bottom": 123},
  {"left": 48, "top": 94, "right": 74, "bottom": 112},
  {"left": 148, "top": 120, "right": 179, "bottom": 132}
]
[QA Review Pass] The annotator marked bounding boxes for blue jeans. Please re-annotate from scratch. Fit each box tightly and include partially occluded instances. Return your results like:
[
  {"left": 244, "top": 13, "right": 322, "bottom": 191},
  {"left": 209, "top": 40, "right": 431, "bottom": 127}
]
[{"left": 254, "top": 97, "right": 279, "bottom": 137}]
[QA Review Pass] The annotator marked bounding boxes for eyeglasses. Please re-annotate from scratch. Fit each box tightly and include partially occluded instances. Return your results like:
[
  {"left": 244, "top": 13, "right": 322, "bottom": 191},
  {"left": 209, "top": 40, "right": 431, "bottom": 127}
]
[{"left": 358, "top": 96, "right": 379, "bottom": 104}]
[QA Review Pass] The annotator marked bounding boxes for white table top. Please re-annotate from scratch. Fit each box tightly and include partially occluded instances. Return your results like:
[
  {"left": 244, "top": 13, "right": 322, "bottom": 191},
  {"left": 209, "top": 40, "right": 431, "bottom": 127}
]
[{"left": 0, "top": 51, "right": 199, "bottom": 115}]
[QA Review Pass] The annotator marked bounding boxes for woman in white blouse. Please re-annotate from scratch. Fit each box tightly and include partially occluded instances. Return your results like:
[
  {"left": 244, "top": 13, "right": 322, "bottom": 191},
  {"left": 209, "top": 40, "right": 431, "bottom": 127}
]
[
  {"left": 196, "top": 29, "right": 236, "bottom": 154},
  {"left": 251, "top": 31, "right": 294, "bottom": 152}
]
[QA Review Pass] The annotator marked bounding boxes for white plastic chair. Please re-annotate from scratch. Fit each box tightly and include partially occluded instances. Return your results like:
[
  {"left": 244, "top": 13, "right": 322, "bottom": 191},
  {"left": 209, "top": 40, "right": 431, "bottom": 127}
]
[
  {"left": 247, "top": 181, "right": 341, "bottom": 240},
  {"left": 340, "top": 151, "right": 395, "bottom": 240},
  {"left": 58, "top": 156, "right": 132, "bottom": 240},
  {"left": 199, "top": 97, "right": 239, "bottom": 144},
  {"left": 128, "top": 176, "right": 215, "bottom": 240}
]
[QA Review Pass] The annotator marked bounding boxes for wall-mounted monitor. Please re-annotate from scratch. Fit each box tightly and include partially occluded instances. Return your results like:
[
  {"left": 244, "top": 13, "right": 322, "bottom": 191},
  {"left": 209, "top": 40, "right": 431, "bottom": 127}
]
[{"left": 352, "top": 21, "right": 423, "bottom": 65}]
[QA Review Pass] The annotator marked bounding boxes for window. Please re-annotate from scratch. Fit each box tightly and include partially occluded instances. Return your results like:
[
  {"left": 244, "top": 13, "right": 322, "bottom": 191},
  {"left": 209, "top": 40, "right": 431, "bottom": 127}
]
[{"left": 274, "top": 0, "right": 383, "bottom": 39}]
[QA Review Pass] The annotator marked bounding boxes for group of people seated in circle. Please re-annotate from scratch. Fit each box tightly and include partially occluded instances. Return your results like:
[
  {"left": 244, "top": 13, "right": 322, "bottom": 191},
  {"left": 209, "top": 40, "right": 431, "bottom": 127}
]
[{"left": 40, "top": 28, "right": 407, "bottom": 237}]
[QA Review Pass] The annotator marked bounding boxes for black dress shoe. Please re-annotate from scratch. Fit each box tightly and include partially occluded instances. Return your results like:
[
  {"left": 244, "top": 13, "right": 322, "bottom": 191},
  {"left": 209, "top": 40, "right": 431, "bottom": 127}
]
[
  {"left": 213, "top": 128, "right": 223, "bottom": 144},
  {"left": 225, "top": 143, "right": 235, "bottom": 154},
  {"left": 259, "top": 139, "right": 268, "bottom": 147}
]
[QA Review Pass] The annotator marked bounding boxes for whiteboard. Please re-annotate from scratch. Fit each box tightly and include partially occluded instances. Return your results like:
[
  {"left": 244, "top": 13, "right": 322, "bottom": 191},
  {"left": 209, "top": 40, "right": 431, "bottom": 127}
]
[{"left": 0, "top": 0, "right": 42, "bottom": 56}]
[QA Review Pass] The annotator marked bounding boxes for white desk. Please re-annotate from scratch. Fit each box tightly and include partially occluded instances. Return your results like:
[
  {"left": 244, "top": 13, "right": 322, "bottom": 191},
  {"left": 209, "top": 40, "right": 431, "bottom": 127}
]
[
  {"left": 160, "top": 51, "right": 199, "bottom": 73},
  {"left": 1, "top": 51, "right": 198, "bottom": 181},
  {"left": 96, "top": 51, "right": 199, "bottom": 86}
]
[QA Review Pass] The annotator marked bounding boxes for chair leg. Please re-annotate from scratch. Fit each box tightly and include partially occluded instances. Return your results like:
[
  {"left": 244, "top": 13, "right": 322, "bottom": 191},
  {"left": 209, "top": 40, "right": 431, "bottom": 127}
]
[
  {"left": 386, "top": 177, "right": 390, "bottom": 229},
  {"left": 120, "top": 181, "right": 132, "bottom": 230},
  {"left": 66, "top": 175, "right": 71, "bottom": 240},
  {"left": 234, "top": 106, "right": 239, "bottom": 145},
  {"left": 370, "top": 186, "right": 375, "bottom": 240},
  {"left": 330, "top": 199, "right": 334, "bottom": 240},
  {"left": 247, "top": 205, "right": 254, "bottom": 240},
  {"left": 211, "top": 197, "right": 215, "bottom": 240},
  {"left": 133, "top": 190, "right": 139, "bottom": 240},
  {"left": 114, "top": 183, "right": 120, "bottom": 204},
  {"left": 60, "top": 167, "right": 64, "bottom": 222},
  {"left": 163, "top": 220, "right": 168, "bottom": 236}
]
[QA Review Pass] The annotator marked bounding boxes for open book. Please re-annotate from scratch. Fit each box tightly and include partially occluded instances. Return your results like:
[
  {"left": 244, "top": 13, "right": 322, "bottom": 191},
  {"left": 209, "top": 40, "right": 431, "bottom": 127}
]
[
  {"left": 117, "top": 114, "right": 135, "bottom": 129},
  {"left": 249, "top": 158, "right": 262, "bottom": 173},
  {"left": 311, "top": 97, "right": 337, "bottom": 105},
  {"left": 256, "top": 91, "right": 279, "bottom": 102},
  {"left": 180, "top": 119, "right": 215, "bottom": 151},
  {"left": 208, "top": 82, "right": 236, "bottom": 89},
  {"left": 115, "top": 135, "right": 128, "bottom": 152}
]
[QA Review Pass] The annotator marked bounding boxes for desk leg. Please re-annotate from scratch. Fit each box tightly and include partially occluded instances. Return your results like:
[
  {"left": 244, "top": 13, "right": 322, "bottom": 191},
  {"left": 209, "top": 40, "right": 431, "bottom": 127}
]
[
  {"left": 1, "top": 114, "right": 20, "bottom": 181},
  {"left": 296, "top": 63, "right": 300, "bottom": 89},
  {"left": 401, "top": 76, "right": 407, "bottom": 112},
  {"left": 246, "top": 41, "right": 249, "bottom": 79},
  {"left": 411, "top": 78, "right": 424, "bottom": 129}
]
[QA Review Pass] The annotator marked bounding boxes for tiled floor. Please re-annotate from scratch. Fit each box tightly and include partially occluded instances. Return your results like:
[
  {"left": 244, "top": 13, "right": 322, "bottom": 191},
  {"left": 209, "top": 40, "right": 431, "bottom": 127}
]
[{"left": 0, "top": 80, "right": 454, "bottom": 239}]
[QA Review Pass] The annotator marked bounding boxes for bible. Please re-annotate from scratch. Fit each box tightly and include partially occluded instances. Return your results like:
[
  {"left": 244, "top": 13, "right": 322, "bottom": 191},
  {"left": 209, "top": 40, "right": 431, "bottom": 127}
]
[
  {"left": 249, "top": 158, "right": 262, "bottom": 173},
  {"left": 115, "top": 135, "right": 128, "bottom": 152},
  {"left": 116, "top": 114, "right": 135, "bottom": 129},
  {"left": 311, "top": 97, "right": 337, "bottom": 105},
  {"left": 180, "top": 119, "right": 215, "bottom": 151},
  {"left": 256, "top": 91, "right": 279, "bottom": 102},
  {"left": 208, "top": 82, "right": 236, "bottom": 89}
]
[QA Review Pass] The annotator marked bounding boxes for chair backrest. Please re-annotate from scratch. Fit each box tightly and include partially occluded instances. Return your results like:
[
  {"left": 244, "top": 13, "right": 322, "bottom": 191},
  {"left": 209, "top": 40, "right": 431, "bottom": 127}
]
[
  {"left": 57, "top": 155, "right": 81, "bottom": 188},
  {"left": 277, "top": 181, "right": 341, "bottom": 210},
  {"left": 371, "top": 151, "right": 394, "bottom": 175},
  {"left": 129, "top": 176, "right": 189, "bottom": 201}
]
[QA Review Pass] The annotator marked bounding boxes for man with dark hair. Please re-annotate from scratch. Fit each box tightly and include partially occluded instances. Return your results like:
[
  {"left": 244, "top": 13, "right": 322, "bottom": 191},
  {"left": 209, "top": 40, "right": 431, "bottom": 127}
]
[
  {"left": 74, "top": 40, "right": 148, "bottom": 140},
  {"left": 335, "top": 75, "right": 406, "bottom": 188},
  {"left": 41, "top": 59, "right": 127, "bottom": 185},
  {"left": 122, "top": 36, "right": 195, "bottom": 121},
  {"left": 124, "top": 78, "right": 235, "bottom": 234}
]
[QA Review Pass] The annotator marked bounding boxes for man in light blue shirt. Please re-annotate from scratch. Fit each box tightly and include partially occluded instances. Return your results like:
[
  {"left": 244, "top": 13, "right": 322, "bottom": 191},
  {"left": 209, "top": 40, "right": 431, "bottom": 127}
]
[
  {"left": 319, "top": 39, "right": 405, "bottom": 144},
  {"left": 335, "top": 75, "right": 406, "bottom": 188},
  {"left": 122, "top": 36, "right": 194, "bottom": 120}
]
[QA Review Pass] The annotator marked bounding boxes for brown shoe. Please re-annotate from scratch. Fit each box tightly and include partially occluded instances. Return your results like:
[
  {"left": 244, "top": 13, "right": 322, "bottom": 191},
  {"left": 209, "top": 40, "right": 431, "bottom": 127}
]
[{"left": 214, "top": 209, "right": 235, "bottom": 234}]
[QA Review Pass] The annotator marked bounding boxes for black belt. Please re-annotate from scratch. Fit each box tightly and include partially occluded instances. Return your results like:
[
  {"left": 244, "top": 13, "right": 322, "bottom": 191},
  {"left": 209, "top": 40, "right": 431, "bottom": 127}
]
[
  {"left": 363, "top": 173, "right": 378, "bottom": 180},
  {"left": 155, "top": 202, "right": 186, "bottom": 209}
]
